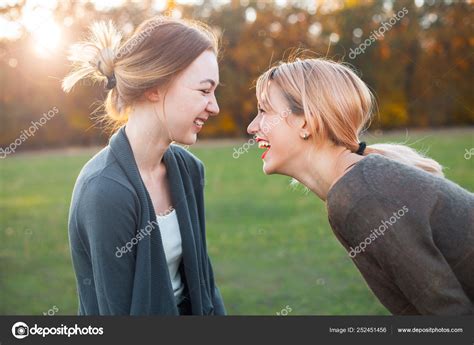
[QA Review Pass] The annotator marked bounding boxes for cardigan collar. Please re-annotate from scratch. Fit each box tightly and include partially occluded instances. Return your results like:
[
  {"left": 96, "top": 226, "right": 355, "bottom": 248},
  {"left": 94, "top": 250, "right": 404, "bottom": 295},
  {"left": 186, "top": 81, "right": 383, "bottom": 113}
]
[{"left": 108, "top": 125, "right": 208, "bottom": 314}]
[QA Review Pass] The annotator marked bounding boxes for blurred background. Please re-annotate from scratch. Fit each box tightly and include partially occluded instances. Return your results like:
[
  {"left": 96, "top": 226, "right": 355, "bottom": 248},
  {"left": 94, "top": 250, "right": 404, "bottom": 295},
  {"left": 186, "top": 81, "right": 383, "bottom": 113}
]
[{"left": 0, "top": 0, "right": 473, "bottom": 315}]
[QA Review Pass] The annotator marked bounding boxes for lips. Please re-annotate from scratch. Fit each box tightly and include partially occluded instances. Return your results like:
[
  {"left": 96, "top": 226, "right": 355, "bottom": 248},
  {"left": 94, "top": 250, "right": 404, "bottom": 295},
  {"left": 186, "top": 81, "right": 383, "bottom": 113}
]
[
  {"left": 256, "top": 137, "right": 271, "bottom": 159},
  {"left": 193, "top": 117, "right": 208, "bottom": 129}
]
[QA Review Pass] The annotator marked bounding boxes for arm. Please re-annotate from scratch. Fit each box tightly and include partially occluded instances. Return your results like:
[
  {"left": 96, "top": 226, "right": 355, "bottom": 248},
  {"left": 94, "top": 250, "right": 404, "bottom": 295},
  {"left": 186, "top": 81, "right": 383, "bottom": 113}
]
[
  {"left": 76, "top": 176, "right": 138, "bottom": 315},
  {"left": 346, "top": 197, "right": 473, "bottom": 315}
]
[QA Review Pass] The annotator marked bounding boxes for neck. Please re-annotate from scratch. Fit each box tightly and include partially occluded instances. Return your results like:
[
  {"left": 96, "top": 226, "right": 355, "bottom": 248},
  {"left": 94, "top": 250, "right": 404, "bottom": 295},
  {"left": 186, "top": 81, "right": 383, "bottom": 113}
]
[
  {"left": 286, "top": 143, "right": 364, "bottom": 201},
  {"left": 124, "top": 105, "right": 171, "bottom": 174}
]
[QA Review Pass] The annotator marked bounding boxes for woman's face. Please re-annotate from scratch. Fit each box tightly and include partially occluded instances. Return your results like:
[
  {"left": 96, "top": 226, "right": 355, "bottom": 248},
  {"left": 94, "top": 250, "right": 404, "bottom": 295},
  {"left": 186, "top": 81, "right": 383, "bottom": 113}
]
[
  {"left": 160, "top": 50, "right": 220, "bottom": 145},
  {"left": 247, "top": 82, "right": 306, "bottom": 175}
]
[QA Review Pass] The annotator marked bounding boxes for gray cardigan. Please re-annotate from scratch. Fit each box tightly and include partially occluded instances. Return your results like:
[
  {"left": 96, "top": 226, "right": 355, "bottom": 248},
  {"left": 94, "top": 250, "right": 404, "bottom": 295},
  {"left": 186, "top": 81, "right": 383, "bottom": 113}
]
[
  {"left": 68, "top": 126, "right": 225, "bottom": 315},
  {"left": 327, "top": 154, "right": 474, "bottom": 315}
]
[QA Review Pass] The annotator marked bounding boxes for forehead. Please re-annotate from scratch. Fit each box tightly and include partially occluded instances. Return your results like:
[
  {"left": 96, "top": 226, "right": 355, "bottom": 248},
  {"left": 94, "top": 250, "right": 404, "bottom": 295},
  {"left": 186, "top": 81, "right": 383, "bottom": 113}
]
[
  {"left": 259, "top": 81, "right": 287, "bottom": 111},
  {"left": 180, "top": 50, "right": 219, "bottom": 85}
]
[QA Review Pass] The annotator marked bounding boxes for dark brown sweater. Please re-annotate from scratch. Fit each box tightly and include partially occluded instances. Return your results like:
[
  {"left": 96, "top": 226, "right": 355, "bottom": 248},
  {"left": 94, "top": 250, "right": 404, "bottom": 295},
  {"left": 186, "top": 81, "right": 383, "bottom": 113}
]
[{"left": 326, "top": 154, "right": 474, "bottom": 315}]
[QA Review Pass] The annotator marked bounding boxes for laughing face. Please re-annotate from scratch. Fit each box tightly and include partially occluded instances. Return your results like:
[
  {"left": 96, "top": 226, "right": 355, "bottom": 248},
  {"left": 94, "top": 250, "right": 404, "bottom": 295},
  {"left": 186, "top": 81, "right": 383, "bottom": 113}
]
[
  {"left": 161, "top": 50, "right": 220, "bottom": 145},
  {"left": 247, "top": 82, "right": 307, "bottom": 175}
]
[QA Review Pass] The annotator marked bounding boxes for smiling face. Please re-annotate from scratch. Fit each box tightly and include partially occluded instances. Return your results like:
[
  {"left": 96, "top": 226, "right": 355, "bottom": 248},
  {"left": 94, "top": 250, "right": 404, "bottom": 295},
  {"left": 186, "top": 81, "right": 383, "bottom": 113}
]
[
  {"left": 160, "top": 50, "right": 220, "bottom": 145},
  {"left": 247, "top": 82, "right": 307, "bottom": 175}
]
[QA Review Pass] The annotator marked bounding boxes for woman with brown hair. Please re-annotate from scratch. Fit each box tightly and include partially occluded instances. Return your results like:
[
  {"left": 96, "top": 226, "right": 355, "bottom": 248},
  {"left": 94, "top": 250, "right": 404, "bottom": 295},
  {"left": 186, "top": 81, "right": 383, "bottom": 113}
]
[
  {"left": 63, "top": 16, "right": 225, "bottom": 315},
  {"left": 248, "top": 56, "right": 473, "bottom": 315}
]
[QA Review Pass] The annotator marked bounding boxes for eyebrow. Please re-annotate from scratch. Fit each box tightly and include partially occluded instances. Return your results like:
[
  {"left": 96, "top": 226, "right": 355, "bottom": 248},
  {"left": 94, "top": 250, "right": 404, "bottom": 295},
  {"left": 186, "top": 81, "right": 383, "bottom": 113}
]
[
  {"left": 200, "top": 79, "right": 219, "bottom": 87},
  {"left": 258, "top": 100, "right": 271, "bottom": 112}
]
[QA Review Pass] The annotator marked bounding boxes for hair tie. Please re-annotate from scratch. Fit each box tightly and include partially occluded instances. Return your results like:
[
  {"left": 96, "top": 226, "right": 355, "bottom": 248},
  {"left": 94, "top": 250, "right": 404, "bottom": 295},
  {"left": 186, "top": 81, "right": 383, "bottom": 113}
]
[
  {"left": 356, "top": 141, "right": 366, "bottom": 155},
  {"left": 105, "top": 73, "right": 116, "bottom": 90},
  {"left": 97, "top": 60, "right": 116, "bottom": 90},
  {"left": 270, "top": 68, "right": 277, "bottom": 79}
]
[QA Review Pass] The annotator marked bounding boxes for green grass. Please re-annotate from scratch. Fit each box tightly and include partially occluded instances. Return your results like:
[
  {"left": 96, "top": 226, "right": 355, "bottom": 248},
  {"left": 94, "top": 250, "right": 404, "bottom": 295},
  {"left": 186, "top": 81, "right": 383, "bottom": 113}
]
[{"left": 1, "top": 129, "right": 472, "bottom": 315}]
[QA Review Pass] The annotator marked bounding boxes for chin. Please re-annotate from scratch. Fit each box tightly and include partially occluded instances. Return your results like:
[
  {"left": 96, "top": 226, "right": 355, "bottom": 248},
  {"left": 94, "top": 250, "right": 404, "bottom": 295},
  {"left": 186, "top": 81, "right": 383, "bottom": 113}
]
[
  {"left": 263, "top": 154, "right": 290, "bottom": 176},
  {"left": 262, "top": 161, "right": 277, "bottom": 175},
  {"left": 175, "top": 133, "right": 197, "bottom": 146}
]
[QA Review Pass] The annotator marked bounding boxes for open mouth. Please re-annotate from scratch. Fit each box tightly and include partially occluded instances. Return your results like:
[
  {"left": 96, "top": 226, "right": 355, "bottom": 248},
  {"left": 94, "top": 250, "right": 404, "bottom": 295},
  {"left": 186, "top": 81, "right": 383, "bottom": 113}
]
[
  {"left": 193, "top": 117, "right": 207, "bottom": 129},
  {"left": 257, "top": 138, "right": 271, "bottom": 159}
]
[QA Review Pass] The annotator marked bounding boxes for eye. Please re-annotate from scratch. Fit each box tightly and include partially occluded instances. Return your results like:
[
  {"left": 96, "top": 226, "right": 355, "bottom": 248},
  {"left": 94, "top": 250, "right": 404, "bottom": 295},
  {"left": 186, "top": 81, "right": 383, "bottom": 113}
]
[
  {"left": 200, "top": 89, "right": 211, "bottom": 95},
  {"left": 258, "top": 107, "right": 265, "bottom": 114}
]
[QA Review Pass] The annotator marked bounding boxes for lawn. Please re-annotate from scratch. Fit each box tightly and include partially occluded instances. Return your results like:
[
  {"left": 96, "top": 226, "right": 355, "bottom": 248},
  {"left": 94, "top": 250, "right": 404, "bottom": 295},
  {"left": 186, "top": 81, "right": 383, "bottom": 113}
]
[{"left": 0, "top": 129, "right": 472, "bottom": 315}]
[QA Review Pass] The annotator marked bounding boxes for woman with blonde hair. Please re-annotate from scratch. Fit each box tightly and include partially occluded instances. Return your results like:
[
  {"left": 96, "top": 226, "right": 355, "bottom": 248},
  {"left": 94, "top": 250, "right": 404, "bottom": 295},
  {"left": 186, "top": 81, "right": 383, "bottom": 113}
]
[
  {"left": 247, "top": 57, "right": 474, "bottom": 315},
  {"left": 63, "top": 16, "right": 225, "bottom": 315}
]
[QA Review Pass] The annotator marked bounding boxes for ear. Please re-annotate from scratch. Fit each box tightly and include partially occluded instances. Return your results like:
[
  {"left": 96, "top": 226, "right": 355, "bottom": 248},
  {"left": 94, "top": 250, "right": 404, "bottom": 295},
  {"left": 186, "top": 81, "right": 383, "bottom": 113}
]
[
  {"left": 290, "top": 116, "right": 312, "bottom": 140},
  {"left": 144, "top": 87, "right": 160, "bottom": 102}
]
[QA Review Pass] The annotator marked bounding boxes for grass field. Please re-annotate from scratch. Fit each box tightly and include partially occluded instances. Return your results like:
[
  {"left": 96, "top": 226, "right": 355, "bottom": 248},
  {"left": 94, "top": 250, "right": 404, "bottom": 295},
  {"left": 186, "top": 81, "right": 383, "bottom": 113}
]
[{"left": 1, "top": 129, "right": 473, "bottom": 315}]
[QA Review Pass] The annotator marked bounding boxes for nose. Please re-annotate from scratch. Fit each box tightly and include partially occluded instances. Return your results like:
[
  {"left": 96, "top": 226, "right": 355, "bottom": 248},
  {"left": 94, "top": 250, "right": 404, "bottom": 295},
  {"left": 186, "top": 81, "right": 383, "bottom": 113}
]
[
  {"left": 207, "top": 93, "right": 220, "bottom": 116},
  {"left": 247, "top": 113, "right": 261, "bottom": 135}
]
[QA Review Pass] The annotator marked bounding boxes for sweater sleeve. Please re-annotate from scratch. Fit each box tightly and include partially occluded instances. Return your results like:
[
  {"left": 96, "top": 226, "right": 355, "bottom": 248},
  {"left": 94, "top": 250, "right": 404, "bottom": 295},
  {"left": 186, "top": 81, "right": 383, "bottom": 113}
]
[
  {"left": 345, "top": 196, "right": 474, "bottom": 315},
  {"left": 76, "top": 176, "right": 138, "bottom": 315}
]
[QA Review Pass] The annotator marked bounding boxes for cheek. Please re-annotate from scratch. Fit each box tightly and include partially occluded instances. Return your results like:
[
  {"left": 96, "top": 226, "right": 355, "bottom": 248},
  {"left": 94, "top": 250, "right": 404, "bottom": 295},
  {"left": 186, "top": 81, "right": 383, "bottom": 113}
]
[
  {"left": 260, "top": 116, "right": 278, "bottom": 137},
  {"left": 166, "top": 86, "right": 203, "bottom": 116},
  {"left": 265, "top": 118, "right": 291, "bottom": 145},
  {"left": 168, "top": 99, "right": 202, "bottom": 125},
  {"left": 180, "top": 96, "right": 207, "bottom": 119},
  {"left": 270, "top": 128, "right": 301, "bottom": 163}
]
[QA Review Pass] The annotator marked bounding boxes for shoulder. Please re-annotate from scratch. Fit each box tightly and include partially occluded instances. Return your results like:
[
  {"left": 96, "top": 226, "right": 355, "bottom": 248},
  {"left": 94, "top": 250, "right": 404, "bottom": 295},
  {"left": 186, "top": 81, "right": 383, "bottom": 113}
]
[
  {"left": 327, "top": 154, "right": 436, "bottom": 233},
  {"left": 355, "top": 154, "right": 442, "bottom": 202},
  {"left": 80, "top": 174, "right": 136, "bottom": 204},
  {"left": 327, "top": 153, "right": 440, "bottom": 205},
  {"left": 359, "top": 154, "right": 474, "bottom": 212},
  {"left": 71, "top": 148, "right": 138, "bottom": 215}
]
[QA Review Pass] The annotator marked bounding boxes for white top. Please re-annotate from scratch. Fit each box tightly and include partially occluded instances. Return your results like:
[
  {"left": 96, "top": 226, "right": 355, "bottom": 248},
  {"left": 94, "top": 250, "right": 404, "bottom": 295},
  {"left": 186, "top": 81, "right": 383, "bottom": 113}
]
[{"left": 156, "top": 209, "right": 184, "bottom": 299}]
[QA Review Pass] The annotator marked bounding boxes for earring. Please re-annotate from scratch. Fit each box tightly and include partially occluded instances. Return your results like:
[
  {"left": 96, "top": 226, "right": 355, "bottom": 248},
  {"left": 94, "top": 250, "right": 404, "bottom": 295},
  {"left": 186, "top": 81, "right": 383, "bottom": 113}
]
[{"left": 303, "top": 133, "right": 309, "bottom": 140}]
